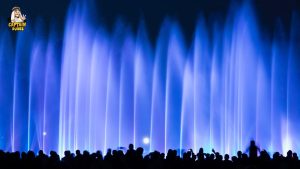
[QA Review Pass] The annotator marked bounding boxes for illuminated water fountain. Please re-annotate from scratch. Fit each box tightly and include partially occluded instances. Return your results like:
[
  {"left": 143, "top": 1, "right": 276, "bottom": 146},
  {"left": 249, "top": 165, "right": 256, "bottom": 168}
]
[{"left": 0, "top": 1, "right": 299, "bottom": 156}]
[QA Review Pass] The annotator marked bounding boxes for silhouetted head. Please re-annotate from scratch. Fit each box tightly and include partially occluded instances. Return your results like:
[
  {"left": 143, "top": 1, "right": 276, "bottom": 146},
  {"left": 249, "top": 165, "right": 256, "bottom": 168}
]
[
  {"left": 173, "top": 150, "right": 177, "bottom": 156},
  {"left": 28, "top": 151, "right": 35, "bottom": 158},
  {"left": 260, "top": 150, "right": 269, "bottom": 158},
  {"left": 50, "top": 151, "right": 56, "bottom": 157},
  {"left": 117, "top": 150, "right": 124, "bottom": 156},
  {"left": 96, "top": 150, "right": 102, "bottom": 156},
  {"left": 273, "top": 152, "right": 280, "bottom": 159},
  {"left": 76, "top": 150, "right": 81, "bottom": 156},
  {"left": 237, "top": 151, "right": 242, "bottom": 158},
  {"left": 160, "top": 153, "right": 165, "bottom": 159},
  {"left": 217, "top": 154, "right": 223, "bottom": 161},
  {"left": 136, "top": 147, "right": 144, "bottom": 155},
  {"left": 21, "top": 152, "right": 27, "bottom": 159},
  {"left": 293, "top": 153, "right": 298, "bottom": 160},
  {"left": 232, "top": 156, "right": 237, "bottom": 162},
  {"left": 225, "top": 154, "right": 230, "bottom": 161},
  {"left": 95, "top": 151, "right": 103, "bottom": 160},
  {"left": 250, "top": 140, "right": 256, "bottom": 146},
  {"left": 64, "top": 150, "right": 71, "bottom": 157},
  {"left": 242, "top": 153, "right": 248, "bottom": 159},
  {"left": 287, "top": 150, "right": 293, "bottom": 158},
  {"left": 183, "top": 152, "right": 188, "bottom": 159},
  {"left": 83, "top": 150, "right": 89, "bottom": 156},
  {"left": 167, "top": 149, "right": 172, "bottom": 156},
  {"left": 209, "top": 153, "right": 214, "bottom": 160},
  {"left": 14, "top": 151, "right": 20, "bottom": 159},
  {"left": 199, "top": 148, "right": 204, "bottom": 154},
  {"left": 107, "top": 149, "right": 112, "bottom": 155},
  {"left": 38, "top": 150, "right": 43, "bottom": 156},
  {"left": 129, "top": 144, "right": 134, "bottom": 150}
]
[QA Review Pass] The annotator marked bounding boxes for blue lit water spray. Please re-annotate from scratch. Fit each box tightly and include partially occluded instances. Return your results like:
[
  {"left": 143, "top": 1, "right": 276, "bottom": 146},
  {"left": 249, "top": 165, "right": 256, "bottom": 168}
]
[{"left": 0, "top": 1, "right": 299, "bottom": 156}]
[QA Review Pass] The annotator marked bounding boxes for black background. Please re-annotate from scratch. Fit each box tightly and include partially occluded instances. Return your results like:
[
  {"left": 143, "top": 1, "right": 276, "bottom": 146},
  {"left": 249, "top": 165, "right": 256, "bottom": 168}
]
[{"left": 0, "top": 0, "right": 299, "bottom": 42}]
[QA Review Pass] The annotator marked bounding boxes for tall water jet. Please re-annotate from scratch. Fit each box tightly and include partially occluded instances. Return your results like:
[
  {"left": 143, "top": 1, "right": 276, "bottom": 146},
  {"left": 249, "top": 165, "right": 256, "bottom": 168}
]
[{"left": 0, "top": 27, "right": 14, "bottom": 151}]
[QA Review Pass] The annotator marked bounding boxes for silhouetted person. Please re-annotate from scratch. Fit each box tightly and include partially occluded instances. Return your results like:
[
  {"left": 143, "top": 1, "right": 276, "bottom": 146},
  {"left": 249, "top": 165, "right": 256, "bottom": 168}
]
[
  {"left": 247, "top": 140, "right": 260, "bottom": 159},
  {"left": 224, "top": 154, "right": 233, "bottom": 169},
  {"left": 62, "top": 150, "right": 73, "bottom": 169},
  {"left": 36, "top": 150, "right": 48, "bottom": 169},
  {"left": 293, "top": 153, "right": 298, "bottom": 160}
]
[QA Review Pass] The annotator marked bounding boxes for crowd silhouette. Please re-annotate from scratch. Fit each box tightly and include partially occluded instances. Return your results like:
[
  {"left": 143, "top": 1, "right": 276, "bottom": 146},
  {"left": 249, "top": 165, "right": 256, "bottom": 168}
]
[{"left": 0, "top": 141, "right": 299, "bottom": 169}]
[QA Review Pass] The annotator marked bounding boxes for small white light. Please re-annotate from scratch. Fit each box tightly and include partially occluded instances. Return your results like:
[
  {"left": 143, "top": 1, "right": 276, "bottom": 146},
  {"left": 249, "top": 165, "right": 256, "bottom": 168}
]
[
  {"left": 143, "top": 137, "right": 150, "bottom": 145},
  {"left": 43, "top": 132, "right": 47, "bottom": 136}
]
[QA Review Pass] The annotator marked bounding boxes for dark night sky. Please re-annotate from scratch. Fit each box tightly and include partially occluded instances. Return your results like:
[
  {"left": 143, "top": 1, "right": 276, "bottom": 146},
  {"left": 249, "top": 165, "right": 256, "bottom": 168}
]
[{"left": 0, "top": 0, "right": 299, "bottom": 42}]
